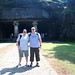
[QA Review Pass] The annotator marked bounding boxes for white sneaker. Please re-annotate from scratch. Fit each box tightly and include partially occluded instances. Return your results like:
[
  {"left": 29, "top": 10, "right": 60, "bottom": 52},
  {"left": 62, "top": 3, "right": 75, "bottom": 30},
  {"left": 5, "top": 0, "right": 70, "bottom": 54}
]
[
  {"left": 25, "top": 63, "right": 29, "bottom": 67},
  {"left": 16, "top": 63, "right": 21, "bottom": 67}
]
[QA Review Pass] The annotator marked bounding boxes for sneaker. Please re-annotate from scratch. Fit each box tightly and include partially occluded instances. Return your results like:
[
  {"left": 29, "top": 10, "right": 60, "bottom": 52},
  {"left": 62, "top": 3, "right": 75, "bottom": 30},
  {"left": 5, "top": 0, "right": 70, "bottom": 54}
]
[
  {"left": 25, "top": 64, "right": 29, "bottom": 67},
  {"left": 36, "top": 63, "right": 40, "bottom": 67},
  {"left": 16, "top": 63, "right": 21, "bottom": 67},
  {"left": 30, "top": 64, "right": 32, "bottom": 67},
  {"left": 29, "top": 62, "right": 33, "bottom": 67}
]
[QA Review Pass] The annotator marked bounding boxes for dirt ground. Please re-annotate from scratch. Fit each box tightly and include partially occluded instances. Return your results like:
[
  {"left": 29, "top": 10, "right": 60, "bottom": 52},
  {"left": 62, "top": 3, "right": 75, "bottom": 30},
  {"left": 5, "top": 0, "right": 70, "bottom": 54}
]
[{"left": 41, "top": 49, "right": 70, "bottom": 75}]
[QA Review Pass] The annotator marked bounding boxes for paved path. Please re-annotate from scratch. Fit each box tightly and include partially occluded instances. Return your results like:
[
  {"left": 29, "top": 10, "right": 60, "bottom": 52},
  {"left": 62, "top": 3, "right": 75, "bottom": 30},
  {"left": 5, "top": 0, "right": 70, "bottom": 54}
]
[
  {"left": 0, "top": 43, "right": 10, "bottom": 49},
  {"left": 0, "top": 44, "right": 58, "bottom": 75}
]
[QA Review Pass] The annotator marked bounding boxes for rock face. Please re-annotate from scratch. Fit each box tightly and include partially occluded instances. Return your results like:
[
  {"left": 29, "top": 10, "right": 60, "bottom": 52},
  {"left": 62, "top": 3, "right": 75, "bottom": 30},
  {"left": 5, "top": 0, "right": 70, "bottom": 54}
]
[
  {"left": 1, "top": 0, "right": 75, "bottom": 41},
  {"left": 0, "top": 0, "right": 49, "bottom": 20}
]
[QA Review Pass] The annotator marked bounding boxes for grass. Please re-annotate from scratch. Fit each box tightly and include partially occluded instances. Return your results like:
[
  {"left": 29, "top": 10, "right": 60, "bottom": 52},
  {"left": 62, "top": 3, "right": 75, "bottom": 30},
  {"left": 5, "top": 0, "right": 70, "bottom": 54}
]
[{"left": 42, "top": 42, "right": 75, "bottom": 75}]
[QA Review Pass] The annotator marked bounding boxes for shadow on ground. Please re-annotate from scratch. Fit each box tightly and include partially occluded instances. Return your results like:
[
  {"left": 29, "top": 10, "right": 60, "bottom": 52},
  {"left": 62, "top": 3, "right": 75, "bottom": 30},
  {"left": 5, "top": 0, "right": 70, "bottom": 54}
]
[
  {"left": 44, "top": 43, "right": 75, "bottom": 64},
  {"left": 53, "top": 45, "right": 75, "bottom": 64},
  {"left": 0, "top": 66, "right": 36, "bottom": 75}
]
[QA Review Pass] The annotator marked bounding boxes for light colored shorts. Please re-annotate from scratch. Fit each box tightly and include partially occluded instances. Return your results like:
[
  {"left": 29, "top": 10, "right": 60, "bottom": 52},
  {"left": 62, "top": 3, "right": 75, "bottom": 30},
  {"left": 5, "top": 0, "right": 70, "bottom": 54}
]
[{"left": 19, "top": 50, "right": 28, "bottom": 57}]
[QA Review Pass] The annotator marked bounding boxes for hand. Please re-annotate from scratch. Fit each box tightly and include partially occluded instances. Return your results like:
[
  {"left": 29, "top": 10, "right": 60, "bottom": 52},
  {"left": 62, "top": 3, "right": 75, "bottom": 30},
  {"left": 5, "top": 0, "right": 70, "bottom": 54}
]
[
  {"left": 16, "top": 43, "right": 18, "bottom": 46},
  {"left": 39, "top": 45, "right": 42, "bottom": 49},
  {"left": 18, "top": 46, "right": 21, "bottom": 50}
]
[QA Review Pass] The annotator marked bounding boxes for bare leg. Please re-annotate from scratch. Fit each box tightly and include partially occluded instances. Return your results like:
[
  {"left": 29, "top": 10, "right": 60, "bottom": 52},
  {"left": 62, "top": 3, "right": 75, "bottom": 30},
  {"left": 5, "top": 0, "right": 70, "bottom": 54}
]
[
  {"left": 36, "top": 61, "right": 38, "bottom": 64},
  {"left": 16, "top": 57, "right": 22, "bottom": 67},
  {"left": 25, "top": 57, "right": 28, "bottom": 65},
  {"left": 19, "top": 57, "right": 22, "bottom": 64},
  {"left": 36, "top": 61, "right": 40, "bottom": 67}
]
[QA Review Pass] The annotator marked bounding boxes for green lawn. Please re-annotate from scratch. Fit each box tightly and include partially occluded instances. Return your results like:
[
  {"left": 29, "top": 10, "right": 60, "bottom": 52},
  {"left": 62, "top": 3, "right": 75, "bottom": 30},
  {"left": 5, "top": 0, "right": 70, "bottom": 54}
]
[{"left": 42, "top": 42, "right": 75, "bottom": 75}]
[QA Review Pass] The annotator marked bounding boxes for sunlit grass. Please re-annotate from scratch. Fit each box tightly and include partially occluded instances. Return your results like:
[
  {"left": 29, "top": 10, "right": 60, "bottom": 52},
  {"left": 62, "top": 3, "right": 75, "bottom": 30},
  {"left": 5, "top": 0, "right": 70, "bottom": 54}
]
[{"left": 42, "top": 42, "right": 75, "bottom": 75}]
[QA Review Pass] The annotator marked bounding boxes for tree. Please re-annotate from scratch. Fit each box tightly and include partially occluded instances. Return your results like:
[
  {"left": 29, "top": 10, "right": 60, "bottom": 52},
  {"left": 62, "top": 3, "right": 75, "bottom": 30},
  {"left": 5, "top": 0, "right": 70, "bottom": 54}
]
[{"left": 60, "top": 0, "right": 75, "bottom": 40}]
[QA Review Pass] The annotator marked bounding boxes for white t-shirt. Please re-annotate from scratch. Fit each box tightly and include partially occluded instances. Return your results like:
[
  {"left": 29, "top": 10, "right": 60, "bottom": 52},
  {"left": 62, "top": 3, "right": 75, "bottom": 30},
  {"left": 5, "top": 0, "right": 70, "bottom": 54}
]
[
  {"left": 29, "top": 33, "right": 41, "bottom": 48},
  {"left": 17, "top": 34, "right": 29, "bottom": 50}
]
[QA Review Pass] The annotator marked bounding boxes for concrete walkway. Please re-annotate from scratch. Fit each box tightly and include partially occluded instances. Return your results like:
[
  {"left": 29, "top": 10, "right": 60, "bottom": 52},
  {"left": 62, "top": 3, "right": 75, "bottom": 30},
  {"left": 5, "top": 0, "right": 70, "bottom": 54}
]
[
  {"left": 0, "top": 44, "right": 58, "bottom": 75},
  {"left": 0, "top": 43, "right": 10, "bottom": 49}
]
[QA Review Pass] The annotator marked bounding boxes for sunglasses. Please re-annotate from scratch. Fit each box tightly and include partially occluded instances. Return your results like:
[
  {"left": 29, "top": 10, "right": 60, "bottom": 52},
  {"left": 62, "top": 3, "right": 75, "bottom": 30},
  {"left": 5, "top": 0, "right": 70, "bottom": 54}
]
[
  {"left": 31, "top": 29, "right": 35, "bottom": 30},
  {"left": 23, "top": 31, "right": 27, "bottom": 33}
]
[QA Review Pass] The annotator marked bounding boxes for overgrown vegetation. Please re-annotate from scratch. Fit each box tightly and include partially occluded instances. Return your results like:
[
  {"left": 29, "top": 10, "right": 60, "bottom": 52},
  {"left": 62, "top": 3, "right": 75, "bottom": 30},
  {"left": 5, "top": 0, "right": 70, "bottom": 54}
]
[{"left": 0, "top": 0, "right": 14, "bottom": 9}]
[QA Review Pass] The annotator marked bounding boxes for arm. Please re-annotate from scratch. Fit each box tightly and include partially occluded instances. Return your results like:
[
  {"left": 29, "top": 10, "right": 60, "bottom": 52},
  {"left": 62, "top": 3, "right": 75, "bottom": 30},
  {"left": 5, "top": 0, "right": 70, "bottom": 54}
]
[
  {"left": 38, "top": 33, "right": 42, "bottom": 49},
  {"left": 16, "top": 41, "right": 19, "bottom": 47},
  {"left": 16, "top": 33, "right": 23, "bottom": 46},
  {"left": 16, "top": 35, "right": 21, "bottom": 50},
  {"left": 39, "top": 38, "right": 42, "bottom": 47}
]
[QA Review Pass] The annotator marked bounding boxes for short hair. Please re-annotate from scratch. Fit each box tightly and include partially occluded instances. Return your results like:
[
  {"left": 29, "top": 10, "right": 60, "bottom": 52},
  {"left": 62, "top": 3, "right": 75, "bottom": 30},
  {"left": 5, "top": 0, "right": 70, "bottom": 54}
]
[
  {"left": 23, "top": 29, "right": 27, "bottom": 32},
  {"left": 31, "top": 27, "right": 36, "bottom": 30}
]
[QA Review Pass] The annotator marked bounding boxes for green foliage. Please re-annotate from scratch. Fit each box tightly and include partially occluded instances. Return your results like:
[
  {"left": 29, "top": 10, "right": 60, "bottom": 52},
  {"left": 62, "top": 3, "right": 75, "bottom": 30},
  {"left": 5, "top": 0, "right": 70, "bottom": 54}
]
[
  {"left": 46, "top": 0, "right": 52, "bottom": 1},
  {"left": 59, "top": 0, "right": 67, "bottom": 2},
  {"left": 0, "top": 0, "right": 14, "bottom": 9}
]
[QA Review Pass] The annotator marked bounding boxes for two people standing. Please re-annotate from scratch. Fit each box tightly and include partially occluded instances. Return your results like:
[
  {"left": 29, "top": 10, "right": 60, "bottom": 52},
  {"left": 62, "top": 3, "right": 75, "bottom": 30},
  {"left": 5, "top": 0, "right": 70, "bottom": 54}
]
[{"left": 16, "top": 27, "right": 42, "bottom": 67}]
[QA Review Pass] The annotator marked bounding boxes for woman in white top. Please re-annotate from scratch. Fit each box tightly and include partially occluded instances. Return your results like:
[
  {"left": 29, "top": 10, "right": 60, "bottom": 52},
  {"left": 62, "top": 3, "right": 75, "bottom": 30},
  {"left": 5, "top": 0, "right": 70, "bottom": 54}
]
[{"left": 16, "top": 29, "right": 29, "bottom": 67}]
